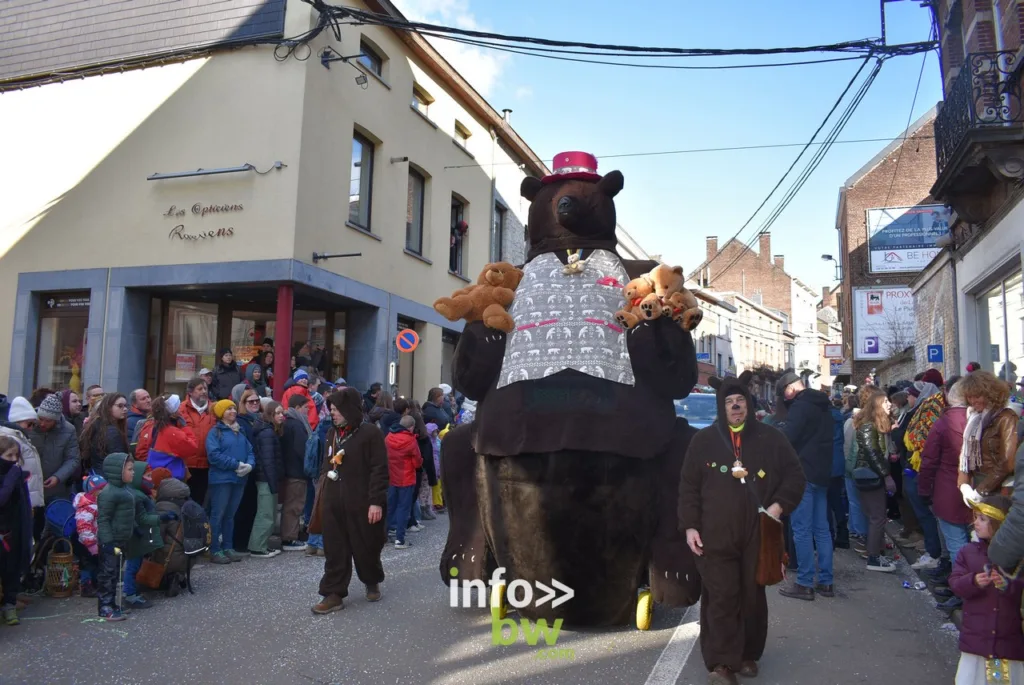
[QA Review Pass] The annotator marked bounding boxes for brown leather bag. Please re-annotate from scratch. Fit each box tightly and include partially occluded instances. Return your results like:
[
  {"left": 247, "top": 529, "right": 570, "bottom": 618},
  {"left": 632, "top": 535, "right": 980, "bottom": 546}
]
[
  {"left": 755, "top": 512, "right": 787, "bottom": 586},
  {"left": 307, "top": 474, "right": 326, "bottom": 535},
  {"left": 136, "top": 536, "right": 177, "bottom": 590}
]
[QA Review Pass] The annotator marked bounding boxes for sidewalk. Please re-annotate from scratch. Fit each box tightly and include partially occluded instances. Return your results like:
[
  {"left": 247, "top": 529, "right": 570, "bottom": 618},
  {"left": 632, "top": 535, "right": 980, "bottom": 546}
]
[{"left": 885, "top": 519, "right": 964, "bottom": 629}]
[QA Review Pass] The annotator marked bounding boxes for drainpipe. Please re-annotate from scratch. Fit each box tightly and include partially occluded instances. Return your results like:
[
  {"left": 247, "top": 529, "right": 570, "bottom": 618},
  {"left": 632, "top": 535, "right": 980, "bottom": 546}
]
[
  {"left": 949, "top": 248, "right": 961, "bottom": 374},
  {"left": 993, "top": 0, "right": 1005, "bottom": 53},
  {"left": 98, "top": 267, "right": 111, "bottom": 387}
]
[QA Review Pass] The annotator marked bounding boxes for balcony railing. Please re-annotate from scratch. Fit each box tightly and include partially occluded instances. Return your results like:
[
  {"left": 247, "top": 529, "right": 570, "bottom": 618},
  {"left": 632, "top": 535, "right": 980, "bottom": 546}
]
[{"left": 935, "top": 51, "right": 1024, "bottom": 175}]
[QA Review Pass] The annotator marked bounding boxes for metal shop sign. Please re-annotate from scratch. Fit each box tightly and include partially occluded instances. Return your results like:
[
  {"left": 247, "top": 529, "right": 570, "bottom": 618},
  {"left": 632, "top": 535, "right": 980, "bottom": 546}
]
[
  {"left": 163, "top": 203, "right": 242, "bottom": 241},
  {"left": 43, "top": 294, "right": 90, "bottom": 310},
  {"left": 866, "top": 204, "right": 950, "bottom": 273}
]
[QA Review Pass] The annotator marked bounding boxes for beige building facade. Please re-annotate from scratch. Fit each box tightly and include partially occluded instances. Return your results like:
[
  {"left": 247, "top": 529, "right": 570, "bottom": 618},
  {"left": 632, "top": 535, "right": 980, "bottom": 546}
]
[{"left": 0, "top": 0, "right": 555, "bottom": 402}]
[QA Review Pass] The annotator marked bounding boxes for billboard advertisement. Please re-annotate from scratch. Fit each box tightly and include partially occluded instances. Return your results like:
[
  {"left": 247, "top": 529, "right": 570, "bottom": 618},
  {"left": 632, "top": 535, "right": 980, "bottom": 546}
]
[
  {"left": 852, "top": 287, "right": 916, "bottom": 361},
  {"left": 866, "top": 204, "right": 951, "bottom": 273}
]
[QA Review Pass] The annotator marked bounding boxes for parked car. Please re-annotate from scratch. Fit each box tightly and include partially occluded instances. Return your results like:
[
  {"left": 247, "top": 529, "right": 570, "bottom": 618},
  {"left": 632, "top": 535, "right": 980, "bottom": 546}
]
[{"left": 673, "top": 394, "right": 717, "bottom": 429}]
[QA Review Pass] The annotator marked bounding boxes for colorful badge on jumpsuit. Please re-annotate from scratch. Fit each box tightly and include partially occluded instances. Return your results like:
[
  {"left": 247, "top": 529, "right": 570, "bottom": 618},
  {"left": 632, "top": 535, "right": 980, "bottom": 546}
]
[{"left": 720, "top": 465, "right": 728, "bottom": 473}]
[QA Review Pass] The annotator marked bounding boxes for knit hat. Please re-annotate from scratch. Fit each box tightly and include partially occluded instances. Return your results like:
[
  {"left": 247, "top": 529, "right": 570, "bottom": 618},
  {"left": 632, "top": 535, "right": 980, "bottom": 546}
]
[
  {"left": 262, "top": 337, "right": 273, "bottom": 346},
  {"left": 84, "top": 474, "right": 106, "bottom": 493},
  {"left": 149, "top": 467, "right": 173, "bottom": 492},
  {"left": 439, "top": 383, "right": 452, "bottom": 395},
  {"left": 7, "top": 396, "right": 36, "bottom": 423},
  {"left": 293, "top": 369, "right": 309, "bottom": 382},
  {"left": 37, "top": 394, "right": 63, "bottom": 421},
  {"left": 213, "top": 399, "right": 236, "bottom": 419},
  {"left": 907, "top": 386, "right": 921, "bottom": 398},
  {"left": 920, "top": 368, "right": 944, "bottom": 386},
  {"left": 966, "top": 362, "right": 981, "bottom": 373}
]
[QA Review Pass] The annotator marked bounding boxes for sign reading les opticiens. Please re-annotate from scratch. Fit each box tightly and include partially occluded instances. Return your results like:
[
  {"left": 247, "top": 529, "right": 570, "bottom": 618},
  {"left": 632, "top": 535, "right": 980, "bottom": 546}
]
[{"left": 163, "top": 202, "right": 242, "bottom": 241}]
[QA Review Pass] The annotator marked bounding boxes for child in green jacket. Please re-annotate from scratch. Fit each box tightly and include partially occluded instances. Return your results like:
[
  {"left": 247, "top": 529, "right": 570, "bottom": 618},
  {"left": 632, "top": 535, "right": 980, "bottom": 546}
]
[
  {"left": 123, "top": 461, "right": 170, "bottom": 610},
  {"left": 96, "top": 453, "right": 136, "bottom": 621}
]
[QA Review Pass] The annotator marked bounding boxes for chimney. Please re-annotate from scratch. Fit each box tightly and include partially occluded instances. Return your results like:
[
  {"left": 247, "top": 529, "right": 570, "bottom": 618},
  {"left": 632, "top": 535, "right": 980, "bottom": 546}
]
[
  {"left": 705, "top": 236, "right": 718, "bottom": 265},
  {"left": 758, "top": 232, "right": 771, "bottom": 262},
  {"left": 821, "top": 286, "right": 830, "bottom": 305},
  {"left": 502, "top": 108, "right": 512, "bottom": 123},
  {"left": 773, "top": 255, "right": 785, "bottom": 271}
]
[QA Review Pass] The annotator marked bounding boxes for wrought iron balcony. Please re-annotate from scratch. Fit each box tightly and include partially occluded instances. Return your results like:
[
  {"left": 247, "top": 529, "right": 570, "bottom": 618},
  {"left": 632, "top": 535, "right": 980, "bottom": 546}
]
[{"left": 935, "top": 51, "right": 1024, "bottom": 176}]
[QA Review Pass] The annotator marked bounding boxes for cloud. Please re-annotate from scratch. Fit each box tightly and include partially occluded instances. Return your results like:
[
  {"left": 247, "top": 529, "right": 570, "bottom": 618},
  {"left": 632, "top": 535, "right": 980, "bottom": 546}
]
[
  {"left": 514, "top": 86, "right": 533, "bottom": 100},
  {"left": 392, "top": 0, "right": 507, "bottom": 96}
]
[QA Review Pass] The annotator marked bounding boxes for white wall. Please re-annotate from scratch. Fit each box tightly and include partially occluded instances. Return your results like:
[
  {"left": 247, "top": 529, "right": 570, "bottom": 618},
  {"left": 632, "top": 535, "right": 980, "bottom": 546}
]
[{"left": 791, "top": 281, "right": 820, "bottom": 373}]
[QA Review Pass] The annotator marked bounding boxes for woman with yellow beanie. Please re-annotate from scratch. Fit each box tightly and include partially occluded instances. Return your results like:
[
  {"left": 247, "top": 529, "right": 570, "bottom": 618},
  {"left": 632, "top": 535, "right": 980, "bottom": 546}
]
[{"left": 205, "top": 399, "right": 255, "bottom": 564}]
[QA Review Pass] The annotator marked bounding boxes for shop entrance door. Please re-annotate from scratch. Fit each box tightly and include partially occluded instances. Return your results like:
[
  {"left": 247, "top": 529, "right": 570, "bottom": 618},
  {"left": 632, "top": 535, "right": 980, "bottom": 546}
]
[{"left": 395, "top": 319, "right": 415, "bottom": 400}]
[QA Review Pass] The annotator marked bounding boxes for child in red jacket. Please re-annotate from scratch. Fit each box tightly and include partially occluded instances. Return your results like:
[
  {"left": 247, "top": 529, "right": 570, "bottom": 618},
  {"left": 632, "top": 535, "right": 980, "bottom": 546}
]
[
  {"left": 384, "top": 415, "right": 422, "bottom": 549},
  {"left": 949, "top": 494, "right": 1024, "bottom": 684}
]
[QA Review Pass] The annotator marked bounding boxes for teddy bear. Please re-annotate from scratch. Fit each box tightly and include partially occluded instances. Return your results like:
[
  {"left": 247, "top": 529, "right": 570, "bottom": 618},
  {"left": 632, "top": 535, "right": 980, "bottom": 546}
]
[
  {"left": 437, "top": 151, "right": 701, "bottom": 629},
  {"left": 432, "top": 261, "right": 524, "bottom": 333},
  {"left": 614, "top": 264, "right": 703, "bottom": 332}
]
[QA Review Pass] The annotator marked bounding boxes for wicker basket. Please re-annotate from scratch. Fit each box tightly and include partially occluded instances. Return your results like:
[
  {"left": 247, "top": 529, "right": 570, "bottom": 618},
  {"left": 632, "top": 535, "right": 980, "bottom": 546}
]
[{"left": 45, "top": 537, "right": 77, "bottom": 598}]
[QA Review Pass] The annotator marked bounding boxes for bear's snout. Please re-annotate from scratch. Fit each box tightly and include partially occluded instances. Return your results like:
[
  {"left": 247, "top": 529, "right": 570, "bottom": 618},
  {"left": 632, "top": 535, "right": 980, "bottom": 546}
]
[{"left": 556, "top": 195, "right": 577, "bottom": 222}]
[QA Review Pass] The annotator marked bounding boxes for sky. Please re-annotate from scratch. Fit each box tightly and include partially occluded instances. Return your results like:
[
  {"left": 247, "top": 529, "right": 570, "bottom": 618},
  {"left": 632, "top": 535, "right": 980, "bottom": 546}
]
[{"left": 390, "top": 0, "right": 943, "bottom": 297}]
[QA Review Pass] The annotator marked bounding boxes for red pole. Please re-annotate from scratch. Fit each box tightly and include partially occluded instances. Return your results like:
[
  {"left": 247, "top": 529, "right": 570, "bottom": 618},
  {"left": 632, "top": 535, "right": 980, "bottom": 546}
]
[{"left": 274, "top": 284, "right": 293, "bottom": 402}]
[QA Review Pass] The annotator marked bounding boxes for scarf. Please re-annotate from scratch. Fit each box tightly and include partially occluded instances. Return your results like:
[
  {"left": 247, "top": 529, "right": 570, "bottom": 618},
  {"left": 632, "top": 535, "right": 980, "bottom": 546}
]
[
  {"left": 959, "top": 407, "right": 989, "bottom": 473},
  {"left": 224, "top": 421, "right": 240, "bottom": 433},
  {"left": 191, "top": 398, "right": 208, "bottom": 414},
  {"left": 287, "top": 407, "right": 312, "bottom": 437}
]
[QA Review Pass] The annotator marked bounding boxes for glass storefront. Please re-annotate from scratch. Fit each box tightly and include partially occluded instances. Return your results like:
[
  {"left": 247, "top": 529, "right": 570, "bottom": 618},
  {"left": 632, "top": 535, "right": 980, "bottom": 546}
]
[
  {"left": 161, "top": 301, "right": 218, "bottom": 397},
  {"left": 977, "top": 269, "right": 1023, "bottom": 385},
  {"left": 35, "top": 292, "right": 90, "bottom": 393}
]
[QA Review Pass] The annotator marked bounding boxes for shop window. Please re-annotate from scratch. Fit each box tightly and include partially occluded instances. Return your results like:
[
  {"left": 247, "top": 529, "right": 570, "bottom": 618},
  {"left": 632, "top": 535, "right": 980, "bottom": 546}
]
[
  {"left": 490, "top": 203, "right": 506, "bottom": 263},
  {"left": 332, "top": 312, "right": 347, "bottom": 383},
  {"left": 450, "top": 194, "right": 467, "bottom": 275},
  {"left": 359, "top": 38, "right": 385, "bottom": 77},
  {"left": 406, "top": 169, "right": 426, "bottom": 254},
  {"left": 441, "top": 330, "right": 459, "bottom": 387},
  {"left": 978, "top": 270, "right": 1023, "bottom": 384},
  {"left": 349, "top": 132, "right": 375, "bottom": 230},
  {"left": 230, "top": 312, "right": 275, "bottom": 366},
  {"left": 161, "top": 301, "right": 218, "bottom": 397},
  {"left": 35, "top": 292, "right": 90, "bottom": 393}
]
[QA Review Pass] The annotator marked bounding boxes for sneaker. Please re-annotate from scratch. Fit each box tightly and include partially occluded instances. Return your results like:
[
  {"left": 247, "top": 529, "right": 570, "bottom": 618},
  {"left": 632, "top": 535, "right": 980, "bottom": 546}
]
[
  {"left": 99, "top": 607, "right": 126, "bottom": 622},
  {"left": 282, "top": 541, "right": 306, "bottom": 552},
  {"left": 2, "top": 607, "right": 19, "bottom": 626},
  {"left": 124, "top": 594, "right": 152, "bottom": 609},
  {"left": 867, "top": 556, "right": 896, "bottom": 572},
  {"left": 312, "top": 594, "right": 344, "bottom": 615},
  {"left": 210, "top": 552, "right": 232, "bottom": 565},
  {"left": 407, "top": 524, "right": 425, "bottom": 533},
  {"left": 395, "top": 540, "right": 412, "bottom": 549},
  {"left": 224, "top": 549, "right": 247, "bottom": 562},
  {"left": 911, "top": 553, "right": 940, "bottom": 570},
  {"left": 250, "top": 549, "right": 281, "bottom": 558}
]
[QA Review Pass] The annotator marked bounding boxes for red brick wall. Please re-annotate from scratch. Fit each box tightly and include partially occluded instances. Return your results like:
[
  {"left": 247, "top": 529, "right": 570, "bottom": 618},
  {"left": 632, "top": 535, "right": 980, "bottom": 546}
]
[
  {"left": 691, "top": 232, "right": 793, "bottom": 319},
  {"left": 838, "top": 120, "right": 938, "bottom": 381}
]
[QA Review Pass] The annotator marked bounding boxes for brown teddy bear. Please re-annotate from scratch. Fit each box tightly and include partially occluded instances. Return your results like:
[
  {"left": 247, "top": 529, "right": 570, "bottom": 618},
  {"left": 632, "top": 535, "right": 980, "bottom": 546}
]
[
  {"left": 433, "top": 261, "right": 524, "bottom": 332},
  {"left": 614, "top": 264, "right": 702, "bottom": 331}
]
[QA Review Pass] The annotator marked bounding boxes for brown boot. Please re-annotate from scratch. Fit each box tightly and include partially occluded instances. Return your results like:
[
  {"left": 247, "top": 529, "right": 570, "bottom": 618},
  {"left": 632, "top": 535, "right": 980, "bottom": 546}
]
[
  {"left": 366, "top": 584, "right": 382, "bottom": 602},
  {"left": 311, "top": 594, "right": 344, "bottom": 615},
  {"left": 709, "top": 666, "right": 739, "bottom": 684},
  {"left": 739, "top": 660, "right": 759, "bottom": 677}
]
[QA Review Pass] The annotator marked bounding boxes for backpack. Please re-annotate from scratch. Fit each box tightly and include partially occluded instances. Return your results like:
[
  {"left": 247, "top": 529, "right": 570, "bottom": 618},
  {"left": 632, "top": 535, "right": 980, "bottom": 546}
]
[
  {"left": 179, "top": 499, "right": 212, "bottom": 556},
  {"left": 303, "top": 432, "right": 322, "bottom": 479}
]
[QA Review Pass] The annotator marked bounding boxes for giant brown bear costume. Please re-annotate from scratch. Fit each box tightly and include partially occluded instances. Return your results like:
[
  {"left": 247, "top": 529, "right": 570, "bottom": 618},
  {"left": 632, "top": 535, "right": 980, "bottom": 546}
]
[{"left": 439, "top": 153, "right": 701, "bottom": 626}]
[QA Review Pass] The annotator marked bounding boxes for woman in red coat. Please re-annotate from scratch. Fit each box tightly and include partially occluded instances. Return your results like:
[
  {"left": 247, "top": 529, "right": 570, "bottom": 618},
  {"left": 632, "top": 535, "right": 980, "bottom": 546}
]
[{"left": 143, "top": 395, "right": 198, "bottom": 481}]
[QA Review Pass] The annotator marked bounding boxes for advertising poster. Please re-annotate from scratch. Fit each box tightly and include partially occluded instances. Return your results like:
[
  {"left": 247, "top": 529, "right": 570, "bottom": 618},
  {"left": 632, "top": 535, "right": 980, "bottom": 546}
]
[
  {"left": 174, "top": 354, "right": 196, "bottom": 380},
  {"left": 866, "top": 204, "right": 951, "bottom": 273},
  {"left": 852, "top": 287, "right": 916, "bottom": 361}
]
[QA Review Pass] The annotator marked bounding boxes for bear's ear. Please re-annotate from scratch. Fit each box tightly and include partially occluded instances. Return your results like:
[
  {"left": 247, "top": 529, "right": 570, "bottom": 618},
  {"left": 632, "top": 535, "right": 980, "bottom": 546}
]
[
  {"left": 738, "top": 370, "right": 753, "bottom": 386},
  {"left": 521, "top": 176, "right": 543, "bottom": 201},
  {"left": 672, "top": 265, "right": 683, "bottom": 275},
  {"left": 596, "top": 170, "right": 624, "bottom": 198},
  {"left": 708, "top": 376, "right": 723, "bottom": 391}
]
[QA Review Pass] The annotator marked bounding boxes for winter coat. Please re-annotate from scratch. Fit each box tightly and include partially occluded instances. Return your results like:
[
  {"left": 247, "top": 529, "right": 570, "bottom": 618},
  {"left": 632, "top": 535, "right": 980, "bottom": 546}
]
[
  {"left": 205, "top": 422, "right": 255, "bottom": 486},
  {"left": 830, "top": 406, "right": 845, "bottom": 478},
  {"left": 379, "top": 410, "right": 402, "bottom": 433},
  {"left": 842, "top": 412, "right": 858, "bottom": 477},
  {"left": 252, "top": 422, "right": 283, "bottom": 492},
  {"left": 281, "top": 384, "right": 319, "bottom": 430},
  {"left": 180, "top": 402, "right": 216, "bottom": 469},
  {"left": 0, "top": 460, "right": 32, "bottom": 580},
  {"left": 96, "top": 453, "right": 137, "bottom": 546},
  {"left": 29, "top": 416, "right": 80, "bottom": 503},
  {"left": 145, "top": 420, "right": 198, "bottom": 481},
  {"left": 949, "top": 539, "right": 1024, "bottom": 660},
  {"left": 126, "top": 463, "right": 163, "bottom": 559},
  {"left": 780, "top": 388, "right": 835, "bottom": 487},
  {"left": 210, "top": 362, "right": 242, "bottom": 401},
  {"left": 151, "top": 477, "right": 190, "bottom": 575},
  {"left": 917, "top": 406, "right": 971, "bottom": 525},
  {"left": 384, "top": 426, "right": 422, "bottom": 487},
  {"left": 972, "top": 408, "right": 1020, "bottom": 495},
  {"left": 422, "top": 402, "right": 450, "bottom": 432},
  {"left": 368, "top": 406, "right": 388, "bottom": 425},
  {"left": 236, "top": 412, "right": 259, "bottom": 451},
  {"left": 281, "top": 412, "right": 311, "bottom": 481},
  {"left": 855, "top": 422, "right": 890, "bottom": 478},
  {"left": 906, "top": 391, "right": 946, "bottom": 457},
  {"left": 82, "top": 424, "right": 129, "bottom": 475},
  {"left": 126, "top": 411, "right": 148, "bottom": 445},
  {"left": 0, "top": 424, "right": 44, "bottom": 508},
  {"left": 245, "top": 364, "right": 270, "bottom": 398},
  {"left": 989, "top": 442, "right": 1024, "bottom": 570},
  {"left": 73, "top": 487, "right": 102, "bottom": 555}
]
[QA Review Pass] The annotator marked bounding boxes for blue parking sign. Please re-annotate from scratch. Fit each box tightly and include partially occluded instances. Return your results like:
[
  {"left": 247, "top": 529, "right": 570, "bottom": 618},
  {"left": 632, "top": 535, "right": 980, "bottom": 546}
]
[{"left": 927, "top": 345, "right": 943, "bottom": 363}]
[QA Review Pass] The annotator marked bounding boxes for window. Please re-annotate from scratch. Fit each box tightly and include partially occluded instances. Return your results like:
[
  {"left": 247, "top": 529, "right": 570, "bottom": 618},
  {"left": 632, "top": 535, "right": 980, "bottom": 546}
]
[
  {"left": 977, "top": 270, "right": 1023, "bottom": 383},
  {"left": 490, "top": 203, "right": 506, "bottom": 262},
  {"left": 35, "top": 292, "right": 91, "bottom": 391},
  {"left": 450, "top": 195, "right": 467, "bottom": 275},
  {"left": 359, "top": 39, "right": 383, "bottom": 77},
  {"left": 349, "top": 132, "right": 374, "bottom": 230},
  {"left": 412, "top": 84, "right": 433, "bottom": 117},
  {"left": 454, "top": 120, "right": 471, "bottom": 148},
  {"left": 406, "top": 169, "right": 426, "bottom": 254},
  {"left": 160, "top": 301, "right": 218, "bottom": 397}
]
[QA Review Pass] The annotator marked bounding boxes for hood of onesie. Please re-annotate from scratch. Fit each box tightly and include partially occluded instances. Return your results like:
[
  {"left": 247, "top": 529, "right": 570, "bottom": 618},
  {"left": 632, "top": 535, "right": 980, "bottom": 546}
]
[
  {"left": 327, "top": 387, "right": 365, "bottom": 428},
  {"left": 708, "top": 371, "right": 754, "bottom": 435}
]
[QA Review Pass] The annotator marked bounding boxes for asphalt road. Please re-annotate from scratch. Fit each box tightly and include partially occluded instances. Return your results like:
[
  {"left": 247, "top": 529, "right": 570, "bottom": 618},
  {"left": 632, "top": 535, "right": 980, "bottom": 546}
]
[{"left": 0, "top": 518, "right": 959, "bottom": 685}]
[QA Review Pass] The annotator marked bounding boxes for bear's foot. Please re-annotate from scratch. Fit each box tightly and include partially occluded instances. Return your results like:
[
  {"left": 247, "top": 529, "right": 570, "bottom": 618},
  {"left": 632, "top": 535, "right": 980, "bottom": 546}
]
[
  {"left": 680, "top": 307, "right": 703, "bottom": 331},
  {"left": 482, "top": 304, "right": 515, "bottom": 333}
]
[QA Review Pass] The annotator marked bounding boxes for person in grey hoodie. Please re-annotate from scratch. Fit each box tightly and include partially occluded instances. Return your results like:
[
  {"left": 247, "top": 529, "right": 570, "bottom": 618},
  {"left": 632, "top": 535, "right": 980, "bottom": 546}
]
[
  {"left": 29, "top": 394, "right": 80, "bottom": 503},
  {"left": 245, "top": 363, "right": 271, "bottom": 398}
]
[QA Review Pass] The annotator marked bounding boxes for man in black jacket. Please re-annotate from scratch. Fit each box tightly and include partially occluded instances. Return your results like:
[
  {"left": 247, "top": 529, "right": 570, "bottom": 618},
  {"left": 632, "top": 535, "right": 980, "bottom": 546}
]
[
  {"left": 776, "top": 371, "right": 836, "bottom": 601},
  {"left": 422, "top": 388, "right": 450, "bottom": 432}
]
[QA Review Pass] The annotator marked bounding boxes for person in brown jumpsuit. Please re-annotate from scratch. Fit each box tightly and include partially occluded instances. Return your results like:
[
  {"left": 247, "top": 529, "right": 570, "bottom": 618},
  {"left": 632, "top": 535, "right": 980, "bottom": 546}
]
[
  {"left": 310, "top": 388, "right": 390, "bottom": 614},
  {"left": 679, "top": 373, "right": 806, "bottom": 684}
]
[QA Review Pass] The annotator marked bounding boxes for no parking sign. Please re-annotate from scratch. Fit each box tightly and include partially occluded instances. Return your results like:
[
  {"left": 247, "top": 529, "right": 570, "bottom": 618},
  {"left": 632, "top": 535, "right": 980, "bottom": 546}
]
[{"left": 396, "top": 329, "right": 419, "bottom": 353}]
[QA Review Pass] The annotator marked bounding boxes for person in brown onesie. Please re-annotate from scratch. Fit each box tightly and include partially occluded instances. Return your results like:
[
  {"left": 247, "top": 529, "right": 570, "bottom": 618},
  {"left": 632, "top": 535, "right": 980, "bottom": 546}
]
[
  {"left": 310, "top": 388, "right": 390, "bottom": 614},
  {"left": 679, "top": 372, "right": 806, "bottom": 684}
]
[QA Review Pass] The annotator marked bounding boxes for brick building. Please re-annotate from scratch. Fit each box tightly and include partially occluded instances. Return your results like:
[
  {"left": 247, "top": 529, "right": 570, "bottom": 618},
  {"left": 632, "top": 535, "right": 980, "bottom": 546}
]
[
  {"left": 909, "top": 250, "right": 958, "bottom": 380},
  {"left": 834, "top": 108, "right": 938, "bottom": 384},
  {"left": 692, "top": 232, "right": 794, "bottom": 319},
  {"left": 928, "top": 0, "right": 1024, "bottom": 385}
]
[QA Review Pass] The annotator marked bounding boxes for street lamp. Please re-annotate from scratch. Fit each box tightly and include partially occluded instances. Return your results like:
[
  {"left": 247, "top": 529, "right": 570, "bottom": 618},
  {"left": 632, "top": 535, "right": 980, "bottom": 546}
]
[{"left": 821, "top": 254, "right": 840, "bottom": 281}]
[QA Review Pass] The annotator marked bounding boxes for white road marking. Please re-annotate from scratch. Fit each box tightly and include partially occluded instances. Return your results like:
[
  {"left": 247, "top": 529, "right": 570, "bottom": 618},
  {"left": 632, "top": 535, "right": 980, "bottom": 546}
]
[{"left": 643, "top": 603, "right": 701, "bottom": 685}]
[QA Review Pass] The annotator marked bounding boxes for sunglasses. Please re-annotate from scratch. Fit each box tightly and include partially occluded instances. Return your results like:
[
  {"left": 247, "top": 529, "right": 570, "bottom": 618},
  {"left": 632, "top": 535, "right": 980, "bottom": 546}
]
[{"left": 245, "top": 399, "right": 261, "bottom": 405}]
